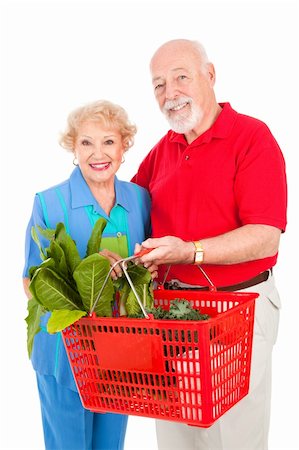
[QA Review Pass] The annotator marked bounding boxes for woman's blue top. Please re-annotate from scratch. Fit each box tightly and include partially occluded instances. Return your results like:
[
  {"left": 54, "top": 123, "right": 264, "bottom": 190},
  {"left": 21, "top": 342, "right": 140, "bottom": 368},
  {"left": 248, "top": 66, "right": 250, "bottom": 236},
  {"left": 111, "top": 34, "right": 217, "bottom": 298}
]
[{"left": 23, "top": 167, "right": 151, "bottom": 390}]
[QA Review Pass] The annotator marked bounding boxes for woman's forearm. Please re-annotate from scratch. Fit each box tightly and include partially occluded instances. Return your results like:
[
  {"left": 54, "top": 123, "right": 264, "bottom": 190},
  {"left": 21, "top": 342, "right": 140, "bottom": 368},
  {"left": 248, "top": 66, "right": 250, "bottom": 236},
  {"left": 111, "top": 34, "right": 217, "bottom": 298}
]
[{"left": 23, "top": 277, "right": 32, "bottom": 299}]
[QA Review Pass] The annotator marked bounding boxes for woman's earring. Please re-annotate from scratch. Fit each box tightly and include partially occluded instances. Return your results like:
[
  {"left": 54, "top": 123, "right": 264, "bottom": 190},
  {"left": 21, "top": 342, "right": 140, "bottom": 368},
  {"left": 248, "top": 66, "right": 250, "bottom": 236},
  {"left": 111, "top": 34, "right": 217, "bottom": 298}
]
[
  {"left": 73, "top": 157, "right": 78, "bottom": 166},
  {"left": 121, "top": 155, "right": 125, "bottom": 164}
]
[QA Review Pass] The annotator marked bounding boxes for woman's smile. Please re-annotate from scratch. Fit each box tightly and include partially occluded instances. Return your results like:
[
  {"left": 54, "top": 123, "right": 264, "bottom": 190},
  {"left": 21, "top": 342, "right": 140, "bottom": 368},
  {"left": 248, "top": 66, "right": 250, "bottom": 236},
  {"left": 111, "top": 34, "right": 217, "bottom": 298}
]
[{"left": 89, "top": 162, "right": 111, "bottom": 171}]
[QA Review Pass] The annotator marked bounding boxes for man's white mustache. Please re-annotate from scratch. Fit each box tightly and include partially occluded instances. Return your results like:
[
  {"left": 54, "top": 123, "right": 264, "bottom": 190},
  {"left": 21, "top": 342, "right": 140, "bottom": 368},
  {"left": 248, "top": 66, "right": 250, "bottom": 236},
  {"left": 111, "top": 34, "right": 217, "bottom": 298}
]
[{"left": 163, "top": 97, "right": 192, "bottom": 112}]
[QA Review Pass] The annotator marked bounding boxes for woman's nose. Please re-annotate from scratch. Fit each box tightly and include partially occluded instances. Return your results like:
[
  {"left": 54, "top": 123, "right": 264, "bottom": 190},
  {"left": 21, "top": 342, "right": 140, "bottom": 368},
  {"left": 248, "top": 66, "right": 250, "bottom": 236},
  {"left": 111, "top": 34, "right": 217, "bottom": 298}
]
[{"left": 93, "top": 145, "right": 105, "bottom": 157}]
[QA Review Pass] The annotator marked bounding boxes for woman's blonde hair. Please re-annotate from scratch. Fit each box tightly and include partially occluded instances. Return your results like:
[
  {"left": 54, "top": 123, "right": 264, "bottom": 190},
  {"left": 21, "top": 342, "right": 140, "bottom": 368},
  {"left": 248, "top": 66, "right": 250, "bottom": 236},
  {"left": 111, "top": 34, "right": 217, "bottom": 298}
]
[{"left": 59, "top": 100, "right": 137, "bottom": 152}]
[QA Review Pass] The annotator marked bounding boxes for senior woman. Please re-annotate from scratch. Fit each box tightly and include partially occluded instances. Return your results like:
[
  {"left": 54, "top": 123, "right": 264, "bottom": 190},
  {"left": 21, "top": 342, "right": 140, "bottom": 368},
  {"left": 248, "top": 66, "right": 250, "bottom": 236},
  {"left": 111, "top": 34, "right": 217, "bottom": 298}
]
[{"left": 23, "top": 100, "right": 154, "bottom": 450}]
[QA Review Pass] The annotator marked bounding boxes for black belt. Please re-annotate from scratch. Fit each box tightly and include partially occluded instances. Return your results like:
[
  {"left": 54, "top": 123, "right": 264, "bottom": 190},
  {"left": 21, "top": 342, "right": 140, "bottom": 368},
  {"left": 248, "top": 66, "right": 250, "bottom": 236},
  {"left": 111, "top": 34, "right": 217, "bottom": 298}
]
[{"left": 164, "top": 270, "right": 271, "bottom": 292}]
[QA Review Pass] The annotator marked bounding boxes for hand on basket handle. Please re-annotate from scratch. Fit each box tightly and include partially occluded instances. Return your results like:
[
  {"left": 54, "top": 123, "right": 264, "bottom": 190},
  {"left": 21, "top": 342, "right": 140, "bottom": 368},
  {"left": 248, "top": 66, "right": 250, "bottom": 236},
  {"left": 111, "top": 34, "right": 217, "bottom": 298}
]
[
  {"left": 133, "top": 248, "right": 154, "bottom": 258},
  {"left": 133, "top": 246, "right": 158, "bottom": 280},
  {"left": 137, "top": 236, "right": 195, "bottom": 266}
]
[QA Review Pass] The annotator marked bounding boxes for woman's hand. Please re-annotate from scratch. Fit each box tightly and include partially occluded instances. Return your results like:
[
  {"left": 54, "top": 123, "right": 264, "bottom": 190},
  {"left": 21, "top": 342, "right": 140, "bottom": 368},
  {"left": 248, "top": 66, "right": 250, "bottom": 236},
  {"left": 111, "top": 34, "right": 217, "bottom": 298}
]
[
  {"left": 99, "top": 249, "right": 123, "bottom": 280},
  {"left": 101, "top": 247, "right": 159, "bottom": 281},
  {"left": 143, "top": 261, "right": 159, "bottom": 280}
]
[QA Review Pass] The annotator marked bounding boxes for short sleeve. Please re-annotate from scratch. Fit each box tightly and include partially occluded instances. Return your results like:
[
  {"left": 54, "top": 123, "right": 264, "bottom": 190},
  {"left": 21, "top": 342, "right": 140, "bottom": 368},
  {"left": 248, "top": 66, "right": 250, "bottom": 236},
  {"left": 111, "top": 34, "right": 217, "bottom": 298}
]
[
  {"left": 234, "top": 124, "right": 287, "bottom": 231},
  {"left": 23, "top": 194, "right": 49, "bottom": 277}
]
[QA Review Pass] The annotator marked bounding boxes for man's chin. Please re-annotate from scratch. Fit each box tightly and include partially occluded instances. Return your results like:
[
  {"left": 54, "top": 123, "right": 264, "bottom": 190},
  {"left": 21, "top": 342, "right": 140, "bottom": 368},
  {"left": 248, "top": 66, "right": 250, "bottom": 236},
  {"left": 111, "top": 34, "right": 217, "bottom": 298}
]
[
  {"left": 166, "top": 118, "right": 193, "bottom": 134},
  {"left": 166, "top": 111, "right": 202, "bottom": 134}
]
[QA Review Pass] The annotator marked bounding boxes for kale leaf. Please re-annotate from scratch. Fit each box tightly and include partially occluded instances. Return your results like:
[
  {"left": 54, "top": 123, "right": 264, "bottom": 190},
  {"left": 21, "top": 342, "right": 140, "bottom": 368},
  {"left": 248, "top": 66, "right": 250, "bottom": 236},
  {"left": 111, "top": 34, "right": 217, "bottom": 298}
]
[{"left": 130, "top": 299, "right": 210, "bottom": 321}]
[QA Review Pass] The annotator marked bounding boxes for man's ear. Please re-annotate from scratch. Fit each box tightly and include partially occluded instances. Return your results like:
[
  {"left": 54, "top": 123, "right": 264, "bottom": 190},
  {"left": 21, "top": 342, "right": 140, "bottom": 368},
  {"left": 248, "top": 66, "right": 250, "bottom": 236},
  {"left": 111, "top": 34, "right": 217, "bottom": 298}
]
[{"left": 207, "top": 63, "right": 216, "bottom": 85}]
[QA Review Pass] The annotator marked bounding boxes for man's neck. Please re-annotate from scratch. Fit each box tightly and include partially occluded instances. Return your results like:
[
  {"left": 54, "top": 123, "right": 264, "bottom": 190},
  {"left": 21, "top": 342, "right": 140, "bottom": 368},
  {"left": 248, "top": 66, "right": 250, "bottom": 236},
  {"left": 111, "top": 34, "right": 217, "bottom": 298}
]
[{"left": 184, "top": 103, "right": 222, "bottom": 144}]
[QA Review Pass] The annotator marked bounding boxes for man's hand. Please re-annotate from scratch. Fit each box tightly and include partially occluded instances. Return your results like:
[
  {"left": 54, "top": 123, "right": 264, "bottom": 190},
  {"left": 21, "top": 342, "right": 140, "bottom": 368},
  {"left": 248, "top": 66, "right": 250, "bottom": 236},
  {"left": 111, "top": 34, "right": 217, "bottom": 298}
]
[{"left": 136, "top": 236, "right": 195, "bottom": 266}]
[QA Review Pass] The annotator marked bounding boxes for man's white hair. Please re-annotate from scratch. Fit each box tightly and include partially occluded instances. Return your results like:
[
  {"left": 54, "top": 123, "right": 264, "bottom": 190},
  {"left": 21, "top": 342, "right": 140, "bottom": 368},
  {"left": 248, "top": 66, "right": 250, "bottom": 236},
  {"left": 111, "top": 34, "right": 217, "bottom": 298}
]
[
  {"left": 152, "top": 39, "right": 210, "bottom": 75},
  {"left": 189, "top": 40, "right": 210, "bottom": 75}
]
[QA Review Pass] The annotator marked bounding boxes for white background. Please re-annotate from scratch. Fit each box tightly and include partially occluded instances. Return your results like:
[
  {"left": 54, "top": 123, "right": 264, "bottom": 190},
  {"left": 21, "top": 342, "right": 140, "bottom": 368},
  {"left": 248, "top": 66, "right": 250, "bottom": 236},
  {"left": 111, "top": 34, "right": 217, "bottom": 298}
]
[{"left": 1, "top": 1, "right": 298, "bottom": 449}]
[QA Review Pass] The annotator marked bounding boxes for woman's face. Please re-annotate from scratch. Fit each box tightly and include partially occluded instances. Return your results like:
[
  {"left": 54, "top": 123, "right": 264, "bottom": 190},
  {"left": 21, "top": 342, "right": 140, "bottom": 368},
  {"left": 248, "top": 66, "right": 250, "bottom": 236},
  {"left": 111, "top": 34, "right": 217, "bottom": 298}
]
[{"left": 74, "top": 120, "right": 125, "bottom": 189}]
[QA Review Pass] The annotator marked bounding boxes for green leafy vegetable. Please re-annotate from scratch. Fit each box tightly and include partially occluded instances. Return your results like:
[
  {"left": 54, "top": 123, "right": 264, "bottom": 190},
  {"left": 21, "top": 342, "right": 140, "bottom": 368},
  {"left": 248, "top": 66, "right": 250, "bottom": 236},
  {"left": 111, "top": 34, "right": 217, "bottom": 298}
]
[
  {"left": 25, "top": 217, "right": 154, "bottom": 357},
  {"left": 25, "top": 297, "right": 45, "bottom": 357},
  {"left": 85, "top": 217, "right": 107, "bottom": 257},
  {"left": 131, "top": 299, "right": 210, "bottom": 321},
  {"left": 120, "top": 262, "right": 154, "bottom": 317},
  {"left": 166, "top": 299, "right": 210, "bottom": 321},
  {"left": 46, "top": 240, "right": 69, "bottom": 280},
  {"left": 47, "top": 309, "right": 87, "bottom": 333},
  {"left": 73, "top": 253, "right": 114, "bottom": 316},
  {"left": 54, "top": 223, "right": 81, "bottom": 274},
  {"left": 36, "top": 225, "right": 56, "bottom": 241},
  {"left": 31, "top": 226, "right": 47, "bottom": 261},
  {"left": 29, "top": 267, "right": 83, "bottom": 311}
]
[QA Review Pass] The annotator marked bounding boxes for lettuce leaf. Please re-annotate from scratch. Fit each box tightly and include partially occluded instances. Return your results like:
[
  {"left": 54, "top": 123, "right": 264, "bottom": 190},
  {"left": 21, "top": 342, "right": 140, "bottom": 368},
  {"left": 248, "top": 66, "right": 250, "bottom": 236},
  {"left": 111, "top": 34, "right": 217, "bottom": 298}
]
[
  {"left": 73, "top": 253, "right": 114, "bottom": 316},
  {"left": 47, "top": 309, "right": 87, "bottom": 333},
  {"left": 121, "top": 263, "right": 154, "bottom": 316},
  {"left": 29, "top": 267, "right": 83, "bottom": 310},
  {"left": 54, "top": 223, "right": 81, "bottom": 274},
  {"left": 25, "top": 297, "right": 46, "bottom": 357},
  {"left": 85, "top": 217, "right": 107, "bottom": 257}
]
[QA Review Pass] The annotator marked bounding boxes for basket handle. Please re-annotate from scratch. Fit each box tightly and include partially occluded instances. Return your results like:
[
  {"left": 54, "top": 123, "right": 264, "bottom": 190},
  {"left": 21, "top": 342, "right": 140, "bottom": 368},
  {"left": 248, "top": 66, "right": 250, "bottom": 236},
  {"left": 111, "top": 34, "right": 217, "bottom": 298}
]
[
  {"left": 90, "top": 248, "right": 153, "bottom": 318},
  {"left": 161, "top": 264, "right": 217, "bottom": 292}
]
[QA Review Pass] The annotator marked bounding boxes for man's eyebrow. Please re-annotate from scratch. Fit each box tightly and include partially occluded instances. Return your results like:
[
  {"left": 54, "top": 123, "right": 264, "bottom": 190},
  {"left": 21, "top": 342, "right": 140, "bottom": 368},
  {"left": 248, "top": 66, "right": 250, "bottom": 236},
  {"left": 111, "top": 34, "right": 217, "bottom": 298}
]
[
  {"left": 152, "top": 68, "right": 187, "bottom": 83},
  {"left": 152, "top": 76, "right": 163, "bottom": 83}
]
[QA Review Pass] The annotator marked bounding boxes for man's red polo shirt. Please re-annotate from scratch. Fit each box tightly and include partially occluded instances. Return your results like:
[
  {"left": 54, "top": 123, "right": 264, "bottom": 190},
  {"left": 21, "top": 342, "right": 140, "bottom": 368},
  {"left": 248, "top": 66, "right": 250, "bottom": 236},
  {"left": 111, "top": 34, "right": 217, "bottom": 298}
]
[{"left": 132, "top": 103, "right": 287, "bottom": 287}]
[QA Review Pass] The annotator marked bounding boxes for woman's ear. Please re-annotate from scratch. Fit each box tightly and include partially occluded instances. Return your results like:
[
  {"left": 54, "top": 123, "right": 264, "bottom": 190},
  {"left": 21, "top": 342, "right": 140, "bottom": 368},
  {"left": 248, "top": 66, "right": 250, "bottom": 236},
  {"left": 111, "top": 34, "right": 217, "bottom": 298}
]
[{"left": 73, "top": 153, "right": 79, "bottom": 166}]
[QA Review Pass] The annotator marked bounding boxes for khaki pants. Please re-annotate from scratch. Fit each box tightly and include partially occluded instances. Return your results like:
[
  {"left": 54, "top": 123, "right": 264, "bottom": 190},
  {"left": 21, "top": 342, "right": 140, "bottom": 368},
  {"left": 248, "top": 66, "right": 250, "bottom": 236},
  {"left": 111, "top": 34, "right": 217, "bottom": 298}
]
[{"left": 156, "top": 272, "right": 280, "bottom": 450}]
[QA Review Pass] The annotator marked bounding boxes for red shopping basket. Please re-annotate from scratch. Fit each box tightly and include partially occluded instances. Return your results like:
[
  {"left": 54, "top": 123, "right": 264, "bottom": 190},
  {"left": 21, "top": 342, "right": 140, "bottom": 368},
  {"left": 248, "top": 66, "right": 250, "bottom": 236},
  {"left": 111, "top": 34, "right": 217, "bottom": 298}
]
[{"left": 62, "top": 262, "right": 258, "bottom": 428}]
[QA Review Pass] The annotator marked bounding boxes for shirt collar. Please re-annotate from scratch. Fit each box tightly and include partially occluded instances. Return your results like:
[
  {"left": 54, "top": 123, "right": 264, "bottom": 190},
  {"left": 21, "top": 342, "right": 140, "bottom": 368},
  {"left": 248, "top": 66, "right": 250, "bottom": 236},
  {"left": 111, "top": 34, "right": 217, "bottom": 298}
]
[
  {"left": 114, "top": 177, "right": 130, "bottom": 212},
  {"left": 168, "top": 102, "right": 237, "bottom": 146},
  {"left": 70, "top": 167, "right": 130, "bottom": 212}
]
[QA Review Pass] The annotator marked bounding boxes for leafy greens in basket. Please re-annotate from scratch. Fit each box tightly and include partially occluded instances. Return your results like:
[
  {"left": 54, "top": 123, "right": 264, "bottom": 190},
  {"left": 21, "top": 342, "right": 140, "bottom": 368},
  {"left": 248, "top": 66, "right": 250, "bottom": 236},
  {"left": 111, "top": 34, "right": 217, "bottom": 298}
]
[{"left": 25, "top": 218, "right": 154, "bottom": 357}]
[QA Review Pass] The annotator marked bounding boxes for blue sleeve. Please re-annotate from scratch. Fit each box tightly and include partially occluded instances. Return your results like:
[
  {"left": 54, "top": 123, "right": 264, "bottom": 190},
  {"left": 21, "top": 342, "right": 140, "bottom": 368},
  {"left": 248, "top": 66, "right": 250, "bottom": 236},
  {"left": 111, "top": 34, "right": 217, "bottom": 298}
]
[{"left": 23, "top": 194, "right": 49, "bottom": 277}]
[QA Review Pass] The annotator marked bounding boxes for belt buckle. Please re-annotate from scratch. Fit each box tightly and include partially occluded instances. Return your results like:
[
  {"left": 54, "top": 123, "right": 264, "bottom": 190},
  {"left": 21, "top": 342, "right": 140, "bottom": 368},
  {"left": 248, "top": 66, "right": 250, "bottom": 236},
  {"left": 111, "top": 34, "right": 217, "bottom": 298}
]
[{"left": 165, "top": 281, "right": 180, "bottom": 290}]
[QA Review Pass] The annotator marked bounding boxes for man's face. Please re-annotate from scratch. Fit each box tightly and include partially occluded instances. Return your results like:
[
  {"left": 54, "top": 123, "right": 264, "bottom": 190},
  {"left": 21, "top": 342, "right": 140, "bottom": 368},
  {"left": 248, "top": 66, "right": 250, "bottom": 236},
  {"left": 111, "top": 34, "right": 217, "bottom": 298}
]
[{"left": 150, "top": 44, "right": 215, "bottom": 134}]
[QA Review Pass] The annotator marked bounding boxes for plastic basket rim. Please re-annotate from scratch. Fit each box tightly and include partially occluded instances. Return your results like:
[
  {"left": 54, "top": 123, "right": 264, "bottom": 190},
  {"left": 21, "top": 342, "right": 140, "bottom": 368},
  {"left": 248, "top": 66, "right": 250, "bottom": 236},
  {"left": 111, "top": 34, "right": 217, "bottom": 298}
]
[
  {"left": 62, "top": 290, "right": 258, "bottom": 330},
  {"left": 153, "top": 288, "right": 259, "bottom": 298}
]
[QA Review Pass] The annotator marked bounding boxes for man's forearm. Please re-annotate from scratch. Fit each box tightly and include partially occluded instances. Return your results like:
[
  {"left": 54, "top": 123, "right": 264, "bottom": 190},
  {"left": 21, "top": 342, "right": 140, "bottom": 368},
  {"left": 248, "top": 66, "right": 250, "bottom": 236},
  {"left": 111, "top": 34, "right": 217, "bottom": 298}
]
[
  {"left": 140, "top": 224, "right": 281, "bottom": 266},
  {"left": 200, "top": 224, "right": 281, "bottom": 265}
]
